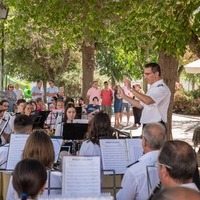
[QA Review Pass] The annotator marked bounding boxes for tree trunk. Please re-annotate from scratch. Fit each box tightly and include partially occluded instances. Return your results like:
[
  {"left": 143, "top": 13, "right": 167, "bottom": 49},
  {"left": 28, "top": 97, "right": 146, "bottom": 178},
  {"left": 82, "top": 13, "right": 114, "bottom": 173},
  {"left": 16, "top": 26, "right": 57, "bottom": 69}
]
[
  {"left": 158, "top": 51, "right": 178, "bottom": 140},
  {"left": 81, "top": 41, "right": 95, "bottom": 103},
  {"left": 189, "top": 31, "right": 200, "bottom": 58}
]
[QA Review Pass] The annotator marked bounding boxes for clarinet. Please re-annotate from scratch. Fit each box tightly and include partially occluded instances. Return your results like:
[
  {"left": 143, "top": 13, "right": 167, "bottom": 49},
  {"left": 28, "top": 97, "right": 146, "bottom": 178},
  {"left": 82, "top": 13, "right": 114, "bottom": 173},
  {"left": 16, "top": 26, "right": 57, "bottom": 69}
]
[{"left": 148, "top": 182, "right": 162, "bottom": 200}]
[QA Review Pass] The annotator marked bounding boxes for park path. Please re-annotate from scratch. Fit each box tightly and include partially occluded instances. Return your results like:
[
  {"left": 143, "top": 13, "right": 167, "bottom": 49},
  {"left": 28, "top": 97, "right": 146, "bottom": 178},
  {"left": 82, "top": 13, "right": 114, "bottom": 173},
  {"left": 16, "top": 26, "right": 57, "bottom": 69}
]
[{"left": 111, "top": 113, "right": 200, "bottom": 146}]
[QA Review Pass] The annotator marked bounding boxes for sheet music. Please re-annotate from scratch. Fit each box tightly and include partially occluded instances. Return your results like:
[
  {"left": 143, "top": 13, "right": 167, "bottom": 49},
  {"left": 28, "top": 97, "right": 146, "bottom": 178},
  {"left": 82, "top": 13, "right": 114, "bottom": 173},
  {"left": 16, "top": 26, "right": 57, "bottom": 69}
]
[
  {"left": 126, "top": 138, "right": 143, "bottom": 165},
  {"left": 100, "top": 139, "right": 128, "bottom": 174},
  {"left": 62, "top": 156, "right": 101, "bottom": 197},
  {"left": 51, "top": 137, "right": 63, "bottom": 163},
  {"left": 6, "top": 134, "right": 29, "bottom": 170}
]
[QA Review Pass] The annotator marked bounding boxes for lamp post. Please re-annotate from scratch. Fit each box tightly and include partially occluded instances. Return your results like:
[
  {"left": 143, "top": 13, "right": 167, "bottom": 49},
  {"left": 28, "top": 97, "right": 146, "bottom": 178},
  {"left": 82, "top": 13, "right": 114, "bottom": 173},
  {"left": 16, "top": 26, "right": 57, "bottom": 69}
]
[{"left": 0, "top": 2, "right": 9, "bottom": 91}]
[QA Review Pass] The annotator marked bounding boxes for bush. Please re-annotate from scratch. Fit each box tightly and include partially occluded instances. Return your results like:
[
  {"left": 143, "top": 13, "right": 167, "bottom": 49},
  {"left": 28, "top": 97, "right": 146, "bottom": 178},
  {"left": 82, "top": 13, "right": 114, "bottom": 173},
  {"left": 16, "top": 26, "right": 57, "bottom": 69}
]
[{"left": 173, "top": 89, "right": 200, "bottom": 115}]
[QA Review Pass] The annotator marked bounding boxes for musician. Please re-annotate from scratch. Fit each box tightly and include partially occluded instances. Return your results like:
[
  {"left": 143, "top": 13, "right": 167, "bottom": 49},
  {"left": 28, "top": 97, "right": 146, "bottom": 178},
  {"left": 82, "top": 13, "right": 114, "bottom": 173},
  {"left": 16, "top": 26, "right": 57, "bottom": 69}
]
[
  {"left": 0, "top": 105, "right": 12, "bottom": 145},
  {"left": 116, "top": 123, "right": 166, "bottom": 200},
  {"left": 55, "top": 103, "right": 76, "bottom": 136},
  {"left": 79, "top": 111, "right": 113, "bottom": 156},
  {"left": 22, "top": 102, "right": 33, "bottom": 116},
  {"left": 16, "top": 99, "right": 26, "bottom": 114},
  {"left": 152, "top": 186, "right": 200, "bottom": 200},
  {"left": 0, "top": 115, "right": 33, "bottom": 169},
  {"left": 157, "top": 140, "right": 199, "bottom": 191}
]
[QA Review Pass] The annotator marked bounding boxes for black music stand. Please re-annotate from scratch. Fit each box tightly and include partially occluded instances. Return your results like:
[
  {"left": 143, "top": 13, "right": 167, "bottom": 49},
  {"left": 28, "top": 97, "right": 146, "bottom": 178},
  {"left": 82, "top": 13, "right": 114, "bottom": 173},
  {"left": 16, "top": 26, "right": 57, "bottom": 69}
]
[
  {"left": 75, "top": 107, "right": 82, "bottom": 119},
  {"left": 32, "top": 111, "right": 51, "bottom": 129},
  {"left": 62, "top": 123, "right": 88, "bottom": 140}
]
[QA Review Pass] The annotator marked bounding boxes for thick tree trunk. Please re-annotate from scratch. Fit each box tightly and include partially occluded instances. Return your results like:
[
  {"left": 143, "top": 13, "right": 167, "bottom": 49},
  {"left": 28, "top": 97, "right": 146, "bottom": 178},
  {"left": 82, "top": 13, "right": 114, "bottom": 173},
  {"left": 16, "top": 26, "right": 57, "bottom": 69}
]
[
  {"left": 158, "top": 51, "right": 178, "bottom": 140},
  {"left": 81, "top": 41, "right": 95, "bottom": 103}
]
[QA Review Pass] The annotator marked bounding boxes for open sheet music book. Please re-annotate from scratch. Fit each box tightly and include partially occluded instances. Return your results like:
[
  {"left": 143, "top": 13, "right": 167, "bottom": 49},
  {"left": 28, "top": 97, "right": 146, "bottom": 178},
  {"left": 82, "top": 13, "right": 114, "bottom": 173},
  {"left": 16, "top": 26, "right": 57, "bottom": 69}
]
[
  {"left": 62, "top": 156, "right": 101, "bottom": 197},
  {"left": 6, "top": 134, "right": 62, "bottom": 170},
  {"left": 100, "top": 138, "right": 143, "bottom": 174}
]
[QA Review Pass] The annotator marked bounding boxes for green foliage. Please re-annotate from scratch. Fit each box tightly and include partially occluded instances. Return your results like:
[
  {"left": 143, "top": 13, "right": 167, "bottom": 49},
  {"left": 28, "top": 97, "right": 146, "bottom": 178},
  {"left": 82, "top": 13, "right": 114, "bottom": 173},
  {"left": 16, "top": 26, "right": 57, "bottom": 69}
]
[
  {"left": 96, "top": 47, "right": 143, "bottom": 81},
  {"left": 174, "top": 88, "right": 200, "bottom": 115}
]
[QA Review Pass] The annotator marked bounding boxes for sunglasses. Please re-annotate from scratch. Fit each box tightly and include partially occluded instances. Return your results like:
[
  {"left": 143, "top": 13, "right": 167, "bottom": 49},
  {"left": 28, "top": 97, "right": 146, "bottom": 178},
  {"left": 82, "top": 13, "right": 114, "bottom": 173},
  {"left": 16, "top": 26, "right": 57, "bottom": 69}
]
[{"left": 9, "top": 86, "right": 14, "bottom": 88}]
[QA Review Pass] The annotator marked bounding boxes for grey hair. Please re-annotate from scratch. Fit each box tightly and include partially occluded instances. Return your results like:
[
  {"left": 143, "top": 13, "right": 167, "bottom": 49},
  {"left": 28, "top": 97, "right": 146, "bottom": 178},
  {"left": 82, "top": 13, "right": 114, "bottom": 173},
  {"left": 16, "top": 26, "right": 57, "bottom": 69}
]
[{"left": 142, "top": 123, "right": 166, "bottom": 150}]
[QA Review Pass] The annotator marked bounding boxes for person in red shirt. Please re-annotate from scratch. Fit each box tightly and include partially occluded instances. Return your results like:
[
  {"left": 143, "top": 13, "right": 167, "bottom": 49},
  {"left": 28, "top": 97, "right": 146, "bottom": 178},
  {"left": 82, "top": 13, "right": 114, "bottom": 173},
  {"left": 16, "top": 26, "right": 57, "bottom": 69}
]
[{"left": 100, "top": 81, "right": 113, "bottom": 118}]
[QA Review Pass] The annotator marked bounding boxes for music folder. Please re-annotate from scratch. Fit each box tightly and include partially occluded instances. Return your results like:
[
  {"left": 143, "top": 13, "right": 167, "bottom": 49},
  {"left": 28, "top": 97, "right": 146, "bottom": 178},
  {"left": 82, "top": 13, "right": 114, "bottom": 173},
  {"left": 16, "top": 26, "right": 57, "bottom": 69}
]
[
  {"left": 62, "top": 123, "right": 88, "bottom": 140},
  {"left": 32, "top": 111, "right": 51, "bottom": 128},
  {"left": 6, "top": 134, "right": 62, "bottom": 170},
  {"left": 100, "top": 138, "right": 143, "bottom": 174}
]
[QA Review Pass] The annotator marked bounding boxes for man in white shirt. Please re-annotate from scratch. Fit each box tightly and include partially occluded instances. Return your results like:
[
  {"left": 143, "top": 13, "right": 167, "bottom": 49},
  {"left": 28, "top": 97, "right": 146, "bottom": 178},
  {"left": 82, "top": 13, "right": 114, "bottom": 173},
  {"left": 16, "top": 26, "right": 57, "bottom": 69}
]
[
  {"left": 117, "top": 123, "right": 166, "bottom": 200},
  {"left": 46, "top": 80, "right": 59, "bottom": 108},
  {"left": 31, "top": 80, "right": 44, "bottom": 100},
  {"left": 13, "top": 84, "right": 24, "bottom": 100},
  {"left": 118, "top": 63, "right": 171, "bottom": 128}
]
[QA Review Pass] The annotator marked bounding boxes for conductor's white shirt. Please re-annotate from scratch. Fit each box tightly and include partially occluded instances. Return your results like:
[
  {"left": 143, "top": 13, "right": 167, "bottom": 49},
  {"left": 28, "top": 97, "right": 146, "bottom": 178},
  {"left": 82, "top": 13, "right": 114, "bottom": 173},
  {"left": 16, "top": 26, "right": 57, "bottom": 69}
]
[
  {"left": 117, "top": 150, "right": 159, "bottom": 200},
  {"left": 140, "top": 79, "right": 170, "bottom": 124}
]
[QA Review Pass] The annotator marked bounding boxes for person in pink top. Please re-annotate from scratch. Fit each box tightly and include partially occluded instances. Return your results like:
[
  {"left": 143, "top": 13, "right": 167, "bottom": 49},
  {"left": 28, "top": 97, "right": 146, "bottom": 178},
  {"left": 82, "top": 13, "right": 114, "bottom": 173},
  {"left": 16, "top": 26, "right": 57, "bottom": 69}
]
[
  {"left": 86, "top": 81, "right": 101, "bottom": 104},
  {"left": 101, "top": 81, "right": 113, "bottom": 117}
]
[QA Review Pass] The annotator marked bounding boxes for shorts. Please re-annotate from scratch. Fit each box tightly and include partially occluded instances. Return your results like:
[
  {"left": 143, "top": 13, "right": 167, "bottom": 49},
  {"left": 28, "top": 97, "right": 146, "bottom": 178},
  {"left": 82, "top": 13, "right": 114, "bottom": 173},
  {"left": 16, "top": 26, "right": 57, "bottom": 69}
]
[{"left": 122, "top": 103, "right": 131, "bottom": 112}]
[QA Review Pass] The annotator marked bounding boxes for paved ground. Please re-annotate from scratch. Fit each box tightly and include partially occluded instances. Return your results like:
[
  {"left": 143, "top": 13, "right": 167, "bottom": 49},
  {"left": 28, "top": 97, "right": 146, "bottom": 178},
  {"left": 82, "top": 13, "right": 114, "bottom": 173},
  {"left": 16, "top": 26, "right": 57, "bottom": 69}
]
[
  {"left": 111, "top": 113, "right": 200, "bottom": 165},
  {"left": 111, "top": 113, "right": 200, "bottom": 146}
]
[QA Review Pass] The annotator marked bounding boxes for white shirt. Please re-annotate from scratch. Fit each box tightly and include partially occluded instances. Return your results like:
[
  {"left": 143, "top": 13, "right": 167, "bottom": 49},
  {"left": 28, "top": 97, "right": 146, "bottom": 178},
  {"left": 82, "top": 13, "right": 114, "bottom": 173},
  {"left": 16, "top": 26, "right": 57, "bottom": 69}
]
[
  {"left": 0, "top": 114, "right": 12, "bottom": 145},
  {"left": 140, "top": 79, "right": 171, "bottom": 124},
  {"left": 6, "top": 170, "right": 62, "bottom": 200},
  {"left": 46, "top": 86, "right": 59, "bottom": 103},
  {"left": 0, "top": 144, "right": 9, "bottom": 169},
  {"left": 31, "top": 85, "right": 44, "bottom": 100},
  {"left": 79, "top": 140, "right": 101, "bottom": 156},
  {"left": 13, "top": 88, "right": 23, "bottom": 100},
  {"left": 181, "top": 183, "right": 199, "bottom": 191},
  {"left": 117, "top": 150, "right": 160, "bottom": 200}
]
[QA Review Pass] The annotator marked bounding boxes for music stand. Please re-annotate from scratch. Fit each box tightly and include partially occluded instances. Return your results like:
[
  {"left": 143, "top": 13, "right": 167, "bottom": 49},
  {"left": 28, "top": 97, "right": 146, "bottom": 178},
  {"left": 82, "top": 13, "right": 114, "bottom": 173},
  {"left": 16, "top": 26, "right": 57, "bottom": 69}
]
[
  {"left": 75, "top": 107, "right": 82, "bottom": 119},
  {"left": 32, "top": 111, "right": 51, "bottom": 129},
  {"left": 62, "top": 123, "right": 88, "bottom": 140}
]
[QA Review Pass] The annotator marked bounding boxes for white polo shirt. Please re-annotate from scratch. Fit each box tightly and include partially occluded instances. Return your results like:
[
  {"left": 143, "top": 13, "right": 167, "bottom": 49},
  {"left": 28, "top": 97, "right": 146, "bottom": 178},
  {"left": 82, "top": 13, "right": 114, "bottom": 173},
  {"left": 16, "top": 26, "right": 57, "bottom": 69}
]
[
  {"left": 46, "top": 86, "right": 59, "bottom": 103},
  {"left": 140, "top": 79, "right": 171, "bottom": 124},
  {"left": 31, "top": 85, "right": 44, "bottom": 100}
]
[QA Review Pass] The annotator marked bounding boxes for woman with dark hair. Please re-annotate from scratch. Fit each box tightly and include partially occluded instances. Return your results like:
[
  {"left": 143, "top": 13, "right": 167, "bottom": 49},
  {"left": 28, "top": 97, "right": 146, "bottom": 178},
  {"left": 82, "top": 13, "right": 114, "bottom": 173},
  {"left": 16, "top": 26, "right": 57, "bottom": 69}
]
[
  {"left": 79, "top": 111, "right": 113, "bottom": 156},
  {"left": 55, "top": 103, "right": 76, "bottom": 136},
  {"left": 12, "top": 159, "right": 47, "bottom": 200}
]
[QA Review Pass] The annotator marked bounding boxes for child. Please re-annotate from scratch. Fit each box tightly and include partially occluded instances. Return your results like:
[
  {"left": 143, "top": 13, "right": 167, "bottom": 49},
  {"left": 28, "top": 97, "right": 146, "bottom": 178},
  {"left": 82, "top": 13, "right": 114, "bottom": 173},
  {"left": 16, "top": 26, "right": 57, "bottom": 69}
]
[{"left": 12, "top": 158, "right": 47, "bottom": 200}]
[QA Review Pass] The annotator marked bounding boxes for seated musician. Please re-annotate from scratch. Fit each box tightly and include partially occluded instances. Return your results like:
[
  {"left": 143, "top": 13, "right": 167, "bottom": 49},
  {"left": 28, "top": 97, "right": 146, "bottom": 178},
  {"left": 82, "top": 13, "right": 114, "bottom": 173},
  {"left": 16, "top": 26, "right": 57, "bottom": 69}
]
[
  {"left": 0, "top": 105, "right": 12, "bottom": 145},
  {"left": 6, "top": 130, "right": 62, "bottom": 200},
  {"left": 21, "top": 102, "right": 33, "bottom": 116},
  {"left": 36, "top": 97, "right": 47, "bottom": 111},
  {"left": 55, "top": 103, "right": 76, "bottom": 136},
  {"left": 79, "top": 111, "right": 113, "bottom": 156}
]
